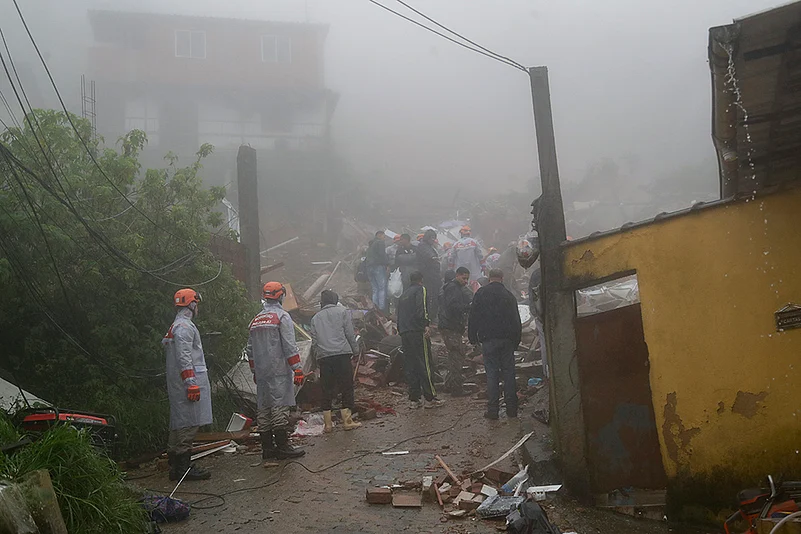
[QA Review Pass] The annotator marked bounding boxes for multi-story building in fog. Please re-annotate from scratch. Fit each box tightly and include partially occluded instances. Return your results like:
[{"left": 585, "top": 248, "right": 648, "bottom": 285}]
[{"left": 86, "top": 10, "right": 338, "bottom": 186}]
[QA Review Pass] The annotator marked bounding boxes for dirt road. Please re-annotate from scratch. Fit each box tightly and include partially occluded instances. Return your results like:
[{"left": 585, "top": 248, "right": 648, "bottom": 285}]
[{"left": 134, "top": 392, "right": 713, "bottom": 534}]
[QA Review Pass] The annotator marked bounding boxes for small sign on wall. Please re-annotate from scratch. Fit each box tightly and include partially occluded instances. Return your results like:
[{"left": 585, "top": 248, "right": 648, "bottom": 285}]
[{"left": 776, "top": 304, "right": 801, "bottom": 332}]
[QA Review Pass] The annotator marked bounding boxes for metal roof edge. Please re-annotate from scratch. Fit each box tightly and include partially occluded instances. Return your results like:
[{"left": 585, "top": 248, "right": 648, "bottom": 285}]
[{"left": 561, "top": 181, "right": 801, "bottom": 249}]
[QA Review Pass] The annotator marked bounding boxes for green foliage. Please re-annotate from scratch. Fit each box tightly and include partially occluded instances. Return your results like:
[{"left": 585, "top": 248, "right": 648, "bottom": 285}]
[
  {"left": 0, "top": 425, "right": 148, "bottom": 533},
  {"left": 0, "top": 110, "right": 254, "bottom": 455},
  {"left": 0, "top": 412, "right": 19, "bottom": 445}
]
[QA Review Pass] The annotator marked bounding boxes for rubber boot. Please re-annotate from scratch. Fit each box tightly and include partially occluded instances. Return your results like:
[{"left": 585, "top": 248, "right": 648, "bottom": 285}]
[
  {"left": 340, "top": 408, "right": 362, "bottom": 431},
  {"left": 273, "top": 429, "right": 305, "bottom": 459},
  {"left": 261, "top": 431, "right": 276, "bottom": 460},
  {"left": 323, "top": 411, "right": 333, "bottom": 433},
  {"left": 179, "top": 452, "right": 212, "bottom": 481}
]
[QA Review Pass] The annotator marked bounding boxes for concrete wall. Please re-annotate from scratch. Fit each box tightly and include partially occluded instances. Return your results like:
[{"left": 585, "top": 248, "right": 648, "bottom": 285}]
[{"left": 561, "top": 186, "right": 801, "bottom": 480}]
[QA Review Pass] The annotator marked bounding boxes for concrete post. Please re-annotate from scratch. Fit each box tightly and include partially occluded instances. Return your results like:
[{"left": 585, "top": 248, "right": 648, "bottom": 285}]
[
  {"left": 237, "top": 145, "right": 260, "bottom": 301},
  {"left": 528, "top": 66, "right": 591, "bottom": 496}
]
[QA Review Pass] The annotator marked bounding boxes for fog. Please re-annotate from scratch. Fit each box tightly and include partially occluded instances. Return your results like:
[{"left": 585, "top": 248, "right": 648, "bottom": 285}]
[{"left": 0, "top": 0, "right": 784, "bottom": 232}]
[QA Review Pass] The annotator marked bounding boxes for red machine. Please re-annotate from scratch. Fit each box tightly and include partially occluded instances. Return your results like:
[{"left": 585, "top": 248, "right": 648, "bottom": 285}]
[
  {"left": 17, "top": 407, "right": 119, "bottom": 457},
  {"left": 724, "top": 476, "right": 801, "bottom": 534}
]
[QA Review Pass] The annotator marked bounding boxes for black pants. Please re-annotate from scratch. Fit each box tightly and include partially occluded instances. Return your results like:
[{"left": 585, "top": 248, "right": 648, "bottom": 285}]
[
  {"left": 319, "top": 354, "right": 355, "bottom": 410},
  {"left": 423, "top": 280, "right": 440, "bottom": 323},
  {"left": 482, "top": 338, "right": 518, "bottom": 416},
  {"left": 401, "top": 331, "right": 437, "bottom": 401}
]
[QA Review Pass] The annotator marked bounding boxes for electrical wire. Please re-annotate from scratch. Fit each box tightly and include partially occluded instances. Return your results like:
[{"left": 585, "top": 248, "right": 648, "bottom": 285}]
[
  {"left": 0, "top": 143, "right": 223, "bottom": 287},
  {"left": 392, "top": 0, "right": 528, "bottom": 71},
  {"left": 366, "top": 0, "right": 527, "bottom": 72},
  {"left": 10, "top": 0, "right": 208, "bottom": 255},
  {"left": 170, "top": 409, "right": 482, "bottom": 509}
]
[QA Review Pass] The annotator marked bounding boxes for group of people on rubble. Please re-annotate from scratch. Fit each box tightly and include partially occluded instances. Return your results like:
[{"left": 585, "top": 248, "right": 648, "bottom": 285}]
[
  {"left": 160, "top": 223, "right": 539, "bottom": 483},
  {"left": 364, "top": 225, "right": 492, "bottom": 318}
]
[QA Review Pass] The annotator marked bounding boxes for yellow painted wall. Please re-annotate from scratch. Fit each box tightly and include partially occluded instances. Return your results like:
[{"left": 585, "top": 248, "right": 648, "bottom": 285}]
[{"left": 562, "top": 187, "right": 801, "bottom": 479}]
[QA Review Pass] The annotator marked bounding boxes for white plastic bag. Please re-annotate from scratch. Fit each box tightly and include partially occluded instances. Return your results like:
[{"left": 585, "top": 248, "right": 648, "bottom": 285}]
[{"left": 388, "top": 268, "right": 403, "bottom": 298}]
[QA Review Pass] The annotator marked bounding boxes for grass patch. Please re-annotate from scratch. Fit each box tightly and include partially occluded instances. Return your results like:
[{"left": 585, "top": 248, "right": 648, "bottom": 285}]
[{"left": 0, "top": 423, "right": 148, "bottom": 533}]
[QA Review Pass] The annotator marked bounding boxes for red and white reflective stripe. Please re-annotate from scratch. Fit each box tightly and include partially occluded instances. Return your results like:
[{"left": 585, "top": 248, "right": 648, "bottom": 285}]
[
  {"left": 287, "top": 354, "right": 301, "bottom": 367},
  {"left": 180, "top": 369, "right": 195, "bottom": 381},
  {"left": 249, "top": 312, "right": 281, "bottom": 329},
  {"left": 248, "top": 359, "right": 255, "bottom": 370},
  {"left": 163, "top": 325, "right": 175, "bottom": 340}
]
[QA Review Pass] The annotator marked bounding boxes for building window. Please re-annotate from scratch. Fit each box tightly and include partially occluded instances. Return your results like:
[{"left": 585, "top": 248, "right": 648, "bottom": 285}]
[
  {"left": 175, "top": 30, "right": 206, "bottom": 59},
  {"left": 261, "top": 35, "right": 291, "bottom": 63},
  {"left": 124, "top": 97, "right": 159, "bottom": 146}
]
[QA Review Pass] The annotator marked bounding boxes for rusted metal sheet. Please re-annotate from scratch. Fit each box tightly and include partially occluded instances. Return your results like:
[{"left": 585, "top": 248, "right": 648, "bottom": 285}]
[{"left": 574, "top": 303, "right": 667, "bottom": 493}]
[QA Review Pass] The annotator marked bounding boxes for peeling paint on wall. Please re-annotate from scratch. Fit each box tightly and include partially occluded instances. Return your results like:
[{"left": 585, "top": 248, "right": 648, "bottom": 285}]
[
  {"left": 662, "top": 392, "right": 700, "bottom": 466},
  {"left": 716, "top": 401, "right": 725, "bottom": 415},
  {"left": 731, "top": 391, "right": 768, "bottom": 419}
]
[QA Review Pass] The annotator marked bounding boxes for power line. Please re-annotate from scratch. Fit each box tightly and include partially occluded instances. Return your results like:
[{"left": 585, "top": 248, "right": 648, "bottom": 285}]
[
  {"left": 392, "top": 0, "right": 527, "bottom": 70},
  {"left": 0, "top": 142, "right": 223, "bottom": 287},
  {"left": 366, "top": 0, "right": 527, "bottom": 72}
]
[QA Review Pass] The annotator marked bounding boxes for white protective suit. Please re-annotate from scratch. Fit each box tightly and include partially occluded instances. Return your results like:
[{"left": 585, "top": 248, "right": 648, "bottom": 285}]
[
  {"left": 246, "top": 300, "right": 302, "bottom": 409},
  {"left": 450, "top": 237, "right": 485, "bottom": 283},
  {"left": 163, "top": 307, "right": 213, "bottom": 431}
]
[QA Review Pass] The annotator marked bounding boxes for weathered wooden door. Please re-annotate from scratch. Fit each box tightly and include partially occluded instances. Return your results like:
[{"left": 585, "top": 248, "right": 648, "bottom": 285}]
[{"left": 574, "top": 303, "right": 667, "bottom": 493}]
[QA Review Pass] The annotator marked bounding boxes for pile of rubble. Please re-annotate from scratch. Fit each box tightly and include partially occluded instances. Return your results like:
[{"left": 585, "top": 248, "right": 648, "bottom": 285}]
[{"left": 364, "top": 432, "right": 566, "bottom": 531}]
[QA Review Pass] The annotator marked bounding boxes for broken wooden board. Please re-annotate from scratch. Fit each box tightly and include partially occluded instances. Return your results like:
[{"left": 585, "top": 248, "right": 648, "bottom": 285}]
[
  {"left": 392, "top": 492, "right": 422, "bottom": 508},
  {"left": 194, "top": 431, "right": 252, "bottom": 443},
  {"left": 282, "top": 283, "right": 299, "bottom": 313}
]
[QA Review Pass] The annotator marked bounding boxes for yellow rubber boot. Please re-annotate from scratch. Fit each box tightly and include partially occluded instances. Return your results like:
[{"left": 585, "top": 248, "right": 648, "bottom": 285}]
[
  {"left": 341, "top": 408, "right": 362, "bottom": 431},
  {"left": 323, "top": 410, "right": 333, "bottom": 433}
]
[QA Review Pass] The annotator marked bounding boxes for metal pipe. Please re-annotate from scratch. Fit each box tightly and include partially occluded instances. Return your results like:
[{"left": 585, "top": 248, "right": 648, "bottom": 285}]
[{"left": 709, "top": 24, "right": 741, "bottom": 198}]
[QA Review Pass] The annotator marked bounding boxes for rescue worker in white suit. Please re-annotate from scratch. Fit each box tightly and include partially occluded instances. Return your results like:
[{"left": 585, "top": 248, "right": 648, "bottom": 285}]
[
  {"left": 247, "top": 281, "right": 306, "bottom": 460},
  {"left": 163, "top": 288, "right": 212, "bottom": 481}
]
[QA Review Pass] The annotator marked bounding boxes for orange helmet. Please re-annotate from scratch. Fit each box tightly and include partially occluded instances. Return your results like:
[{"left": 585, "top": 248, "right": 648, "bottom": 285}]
[
  {"left": 174, "top": 288, "right": 201, "bottom": 307},
  {"left": 443, "top": 242, "right": 453, "bottom": 250},
  {"left": 488, "top": 247, "right": 498, "bottom": 254},
  {"left": 393, "top": 235, "right": 401, "bottom": 242},
  {"left": 460, "top": 225, "right": 471, "bottom": 236},
  {"left": 263, "top": 281, "right": 286, "bottom": 300},
  {"left": 416, "top": 233, "right": 424, "bottom": 241}
]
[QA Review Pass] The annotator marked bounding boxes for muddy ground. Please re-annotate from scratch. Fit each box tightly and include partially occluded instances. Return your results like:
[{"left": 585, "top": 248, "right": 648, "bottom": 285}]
[{"left": 131, "top": 390, "right": 716, "bottom": 534}]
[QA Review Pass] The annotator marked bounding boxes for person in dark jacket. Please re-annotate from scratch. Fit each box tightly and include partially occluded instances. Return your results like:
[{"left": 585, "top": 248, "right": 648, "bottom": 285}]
[
  {"left": 393, "top": 234, "right": 417, "bottom": 290},
  {"left": 398, "top": 271, "right": 444, "bottom": 409},
  {"left": 365, "top": 231, "right": 389, "bottom": 311},
  {"left": 468, "top": 269, "right": 522, "bottom": 419},
  {"left": 416, "top": 229, "right": 441, "bottom": 323},
  {"left": 438, "top": 267, "right": 473, "bottom": 395}
]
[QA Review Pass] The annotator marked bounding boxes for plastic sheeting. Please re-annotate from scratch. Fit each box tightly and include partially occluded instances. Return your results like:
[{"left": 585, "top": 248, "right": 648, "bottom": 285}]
[
  {"left": 576, "top": 275, "right": 640, "bottom": 317},
  {"left": 224, "top": 340, "right": 313, "bottom": 402}
]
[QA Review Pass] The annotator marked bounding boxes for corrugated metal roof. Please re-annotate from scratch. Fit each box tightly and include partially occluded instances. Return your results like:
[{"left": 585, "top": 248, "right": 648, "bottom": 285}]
[{"left": 709, "top": 0, "right": 801, "bottom": 197}]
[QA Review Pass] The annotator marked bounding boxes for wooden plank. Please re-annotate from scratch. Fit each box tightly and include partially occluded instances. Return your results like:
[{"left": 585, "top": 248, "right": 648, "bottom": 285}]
[
  {"left": 392, "top": 492, "right": 422, "bottom": 508},
  {"left": 194, "top": 431, "right": 252, "bottom": 442},
  {"left": 283, "top": 283, "right": 299, "bottom": 312},
  {"left": 190, "top": 440, "right": 230, "bottom": 455},
  {"left": 433, "top": 482, "right": 444, "bottom": 508},
  {"left": 435, "top": 455, "right": 461, "bottom": 486},
  {"left": 260, "top": 262, "right": 285, "bottom": 275}
]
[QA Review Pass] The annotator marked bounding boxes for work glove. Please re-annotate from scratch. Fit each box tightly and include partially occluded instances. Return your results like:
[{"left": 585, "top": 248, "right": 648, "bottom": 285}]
[
  {"left": 293, "top": 368, "right": 304, "bottom": 386},
  {"left": 186, "top": 384, "right": 201, "bottom": 402}
]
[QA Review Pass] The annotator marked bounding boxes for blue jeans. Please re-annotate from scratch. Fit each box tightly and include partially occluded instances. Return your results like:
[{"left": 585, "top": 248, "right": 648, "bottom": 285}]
[
  {"left": 367, "top": 265, "right": 387, "bottom": 310},
  {"left": 482, "top": 338, "right": 518, "bottom": 416}
]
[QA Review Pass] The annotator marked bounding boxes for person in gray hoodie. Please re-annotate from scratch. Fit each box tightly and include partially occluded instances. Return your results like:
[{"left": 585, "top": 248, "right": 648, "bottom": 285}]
[{"left": 310, "top": 290, "right": 362, "bottom": 433}]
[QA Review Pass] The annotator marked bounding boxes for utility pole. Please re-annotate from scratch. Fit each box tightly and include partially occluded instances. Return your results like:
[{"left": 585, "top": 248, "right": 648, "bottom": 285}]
[
  {"left": 237, "top": 145, "right": 260, "bottom": 301},
  {"left": 528, "top": 66, "right": 590, "bottom": 496}
]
